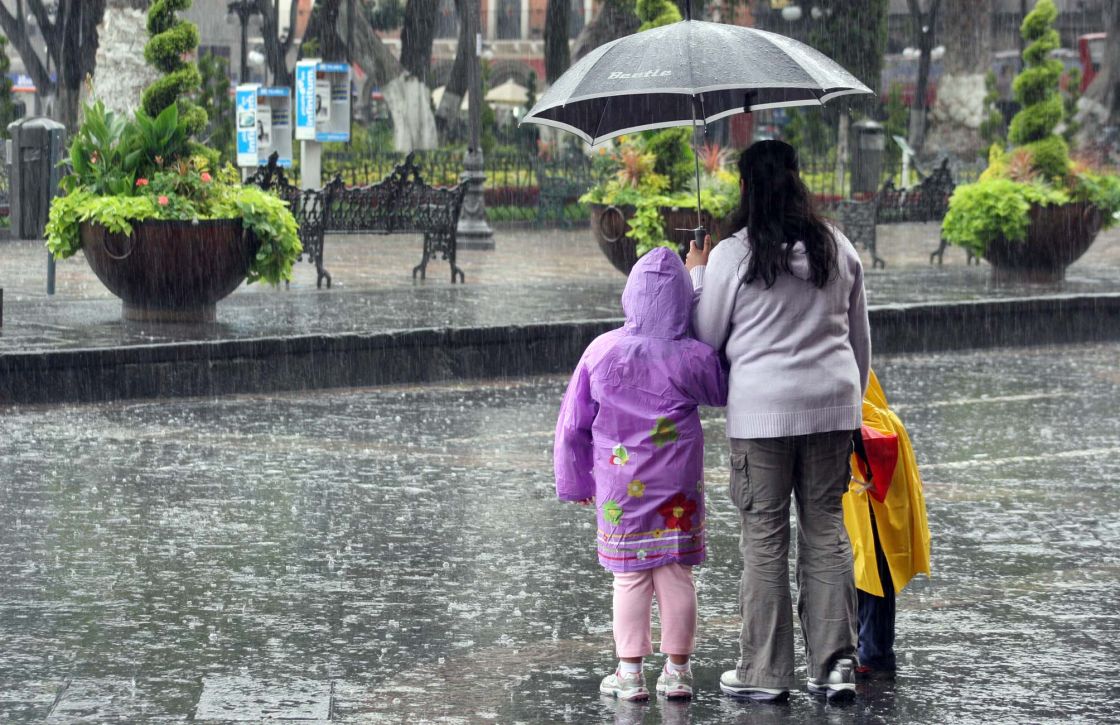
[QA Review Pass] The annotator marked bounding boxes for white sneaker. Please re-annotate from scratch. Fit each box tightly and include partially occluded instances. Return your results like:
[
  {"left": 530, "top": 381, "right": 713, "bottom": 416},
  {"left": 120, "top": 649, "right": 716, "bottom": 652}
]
[
  {"left": 807, "top": 658, "right": 856, "bottom": 703},
  {"left": 719, "top": 670, "right": 789, "bottom": 702},
  {"left": 655, "top": 666, "right": 693, "bottom": 699},
  {"left": 600, "top": 669, "right": 649, "bottom": 701}
]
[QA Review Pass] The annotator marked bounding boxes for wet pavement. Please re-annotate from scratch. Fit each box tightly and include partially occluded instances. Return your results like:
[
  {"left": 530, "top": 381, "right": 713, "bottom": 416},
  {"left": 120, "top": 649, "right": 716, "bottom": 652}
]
[
  {"left": 2, "top": 343, "right": 1118, "bottom": 723},
  {"left": 1, "top": 225, "right": 1118, "bottom": 353}
]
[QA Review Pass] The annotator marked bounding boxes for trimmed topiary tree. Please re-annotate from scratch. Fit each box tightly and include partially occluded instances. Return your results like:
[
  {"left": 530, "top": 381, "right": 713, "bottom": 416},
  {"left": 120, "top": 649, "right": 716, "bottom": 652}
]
[
  {"left": 941, "top": 0, "right": 1120, "bottom": 279},
  {"left": 1007, "top": 0, "right": 1069, "bottom": 180},
  {"left": 142, "top": 0, "right": 207, "bottom": 139}
]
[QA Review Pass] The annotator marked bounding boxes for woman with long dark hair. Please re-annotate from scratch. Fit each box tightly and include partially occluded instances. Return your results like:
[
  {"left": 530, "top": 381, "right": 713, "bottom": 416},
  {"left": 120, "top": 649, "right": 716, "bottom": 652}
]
[{"left": 686, "top": 140, "right": 870, "bottom": 703}]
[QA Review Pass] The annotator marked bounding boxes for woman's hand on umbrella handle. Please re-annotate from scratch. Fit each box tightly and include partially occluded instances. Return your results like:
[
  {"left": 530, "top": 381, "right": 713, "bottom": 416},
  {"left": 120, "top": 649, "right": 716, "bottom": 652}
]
[{"left": 686, "top": 234, "right": 713, "bottom": 271}]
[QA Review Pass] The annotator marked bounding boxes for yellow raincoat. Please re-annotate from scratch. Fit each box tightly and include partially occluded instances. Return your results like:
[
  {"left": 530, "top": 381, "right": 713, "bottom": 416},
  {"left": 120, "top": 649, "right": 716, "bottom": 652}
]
[{"left": 843, "top": 370, "right": 931, "bottom": 597}]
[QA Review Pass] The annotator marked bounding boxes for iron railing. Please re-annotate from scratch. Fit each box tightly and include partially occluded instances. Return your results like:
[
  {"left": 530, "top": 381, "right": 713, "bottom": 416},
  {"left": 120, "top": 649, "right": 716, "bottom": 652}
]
[{"left": 318, "top": 143, "right": 982, "bottom": 227}]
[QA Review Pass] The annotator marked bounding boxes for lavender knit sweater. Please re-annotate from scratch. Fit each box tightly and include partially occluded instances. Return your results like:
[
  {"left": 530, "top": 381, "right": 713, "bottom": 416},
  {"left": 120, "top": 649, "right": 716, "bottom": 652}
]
[{"left": 690, "top": 227, "right": 870, "bottom": 439}]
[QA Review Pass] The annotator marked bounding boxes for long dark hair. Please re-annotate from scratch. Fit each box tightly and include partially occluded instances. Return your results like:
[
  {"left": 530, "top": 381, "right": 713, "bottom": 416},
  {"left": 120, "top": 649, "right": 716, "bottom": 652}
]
[{"left": 728, "top": 140, "right": 837, "bottom": 289}]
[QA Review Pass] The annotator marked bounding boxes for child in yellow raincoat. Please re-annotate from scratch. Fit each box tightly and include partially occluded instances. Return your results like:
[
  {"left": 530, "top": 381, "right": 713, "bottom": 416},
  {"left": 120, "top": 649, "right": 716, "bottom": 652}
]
[{"left": 844, "top": 370, "right": 931, "bottom": 677}]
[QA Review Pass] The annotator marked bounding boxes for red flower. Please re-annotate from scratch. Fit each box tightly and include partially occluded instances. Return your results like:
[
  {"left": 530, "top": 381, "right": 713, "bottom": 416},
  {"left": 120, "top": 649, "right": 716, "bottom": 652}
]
[
  {"left": 135, "top": 178, "right": 149, "bottom": 187},
  {"left": 658, "top": 493, "right": 697, "bottom": 533},
  {"left": 157, "top": 195, "right": 169, "bottom": 206},
  {"left": 200, "top": 172, "right": 212, "bottom": 183}
]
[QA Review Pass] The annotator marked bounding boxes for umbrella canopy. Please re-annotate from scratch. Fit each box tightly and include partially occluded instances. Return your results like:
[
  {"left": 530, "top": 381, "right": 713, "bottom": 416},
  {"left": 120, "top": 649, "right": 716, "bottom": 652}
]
[
  {"left": 485, "top": 78, "right": 529, "bottom": 106},
  {"left": 522, "top": 19, "right": 873, "bottom": 145}
]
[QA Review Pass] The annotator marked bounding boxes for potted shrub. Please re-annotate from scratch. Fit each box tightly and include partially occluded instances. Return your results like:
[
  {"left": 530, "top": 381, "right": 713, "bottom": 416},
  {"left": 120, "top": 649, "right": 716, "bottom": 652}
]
[
  {"left": 941, "top": 0, "right": 1120, "bottom": 282},
  {"left": 580, "top": 133, "right": 738, "bottom": 275},
  {"left": 44, "top": 0, "right": 301, "bottom": 322}
]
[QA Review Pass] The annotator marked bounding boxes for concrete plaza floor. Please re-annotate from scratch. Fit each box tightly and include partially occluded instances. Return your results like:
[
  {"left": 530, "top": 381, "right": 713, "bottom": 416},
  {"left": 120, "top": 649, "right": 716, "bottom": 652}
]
[{"left": 1, "top": 343, "right": 1118, "bottom": 722}]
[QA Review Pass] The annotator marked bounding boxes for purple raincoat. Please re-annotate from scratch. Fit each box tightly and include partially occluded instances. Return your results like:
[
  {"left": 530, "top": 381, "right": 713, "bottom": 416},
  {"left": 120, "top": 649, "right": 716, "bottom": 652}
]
[{"left": 554, "top": 247, "right": 728, "bottom": 573}]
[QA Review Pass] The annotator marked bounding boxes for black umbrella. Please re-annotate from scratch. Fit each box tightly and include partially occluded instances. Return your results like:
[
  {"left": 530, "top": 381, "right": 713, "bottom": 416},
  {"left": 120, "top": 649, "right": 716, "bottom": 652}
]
[{"left": 521, "top": 11, "right": 874, "bottom": 240}]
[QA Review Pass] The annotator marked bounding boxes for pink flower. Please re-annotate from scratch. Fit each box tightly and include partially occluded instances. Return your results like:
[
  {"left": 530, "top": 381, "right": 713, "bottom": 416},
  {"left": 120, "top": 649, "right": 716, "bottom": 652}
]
[
  {"left": 200, "top": 172, "right": 212, "bottom": 183},
  {"left": 135, "top": 178, "right": 149, "bottom": 187},
  {"left": 158, "top": 195, "right": 169, "bottom": 206}
]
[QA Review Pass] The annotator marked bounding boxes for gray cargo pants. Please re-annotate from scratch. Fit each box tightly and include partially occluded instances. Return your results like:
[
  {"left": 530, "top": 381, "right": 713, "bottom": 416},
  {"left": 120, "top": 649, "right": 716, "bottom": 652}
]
[{"left": 729, "top": 430, "right": 858, "bottom": 687}]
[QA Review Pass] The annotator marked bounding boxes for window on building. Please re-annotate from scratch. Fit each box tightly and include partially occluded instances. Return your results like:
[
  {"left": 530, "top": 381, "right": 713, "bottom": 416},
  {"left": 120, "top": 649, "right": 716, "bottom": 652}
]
[
  {"left": 497, "top": 0, "right": 520, "bottom": 39},
  {"left": 569, "top": 0, "right": 586, "bottom": 37},
  {"left": 436, "top": 0, "right": 458, "bottom": 39}
]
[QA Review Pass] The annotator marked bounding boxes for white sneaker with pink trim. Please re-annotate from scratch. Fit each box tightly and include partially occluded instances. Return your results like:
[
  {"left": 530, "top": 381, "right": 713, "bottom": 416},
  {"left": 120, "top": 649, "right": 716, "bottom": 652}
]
[
  {"left": 655, "top": 666, "right": 694, "bottom": 699},
  {"left": 600, "top": 669, "right": 649, "bottom": 701}
]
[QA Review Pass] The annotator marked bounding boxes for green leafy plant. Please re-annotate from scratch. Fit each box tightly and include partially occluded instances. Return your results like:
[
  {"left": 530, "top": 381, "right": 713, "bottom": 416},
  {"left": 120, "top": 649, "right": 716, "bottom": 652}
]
[
  {"left": 942, "top": 0, "right": 1120, "bottom": 257},
  {"left": 198, "top": 52, "right": 235, "bottom": 164},
  {"left": 0, "top": 35, "right": 20, "bottom": 137},
  {"left": 47, "top": 95, "right": 301, "bottom": 286}
]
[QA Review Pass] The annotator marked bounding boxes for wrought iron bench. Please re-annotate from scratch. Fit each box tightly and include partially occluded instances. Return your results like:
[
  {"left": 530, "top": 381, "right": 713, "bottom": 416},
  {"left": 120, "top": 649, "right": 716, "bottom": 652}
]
[
  {"left": 834, "top": 158, "right": 965, "bottom": 269},
  {"left": 249, "top": 152, "right": 467, "bottom": 286}
]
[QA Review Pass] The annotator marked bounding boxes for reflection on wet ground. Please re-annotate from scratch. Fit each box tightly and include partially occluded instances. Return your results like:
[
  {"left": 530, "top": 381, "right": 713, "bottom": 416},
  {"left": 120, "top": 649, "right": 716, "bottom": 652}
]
[{"left": 1, "top": 343, "right": 1118, "bottom": 722}]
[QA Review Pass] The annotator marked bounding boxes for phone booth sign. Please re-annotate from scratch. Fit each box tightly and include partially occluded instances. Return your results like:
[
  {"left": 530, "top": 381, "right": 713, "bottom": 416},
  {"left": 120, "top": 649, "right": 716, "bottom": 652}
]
[
  {"left": 295, "top": 59, "right": 351, "bottom": 143},
  {"left": 237, "top": 84, "right": 294, "bottom": 167},
  {"left": 236, "top": 84, "right": 259, "bottom": 167}
]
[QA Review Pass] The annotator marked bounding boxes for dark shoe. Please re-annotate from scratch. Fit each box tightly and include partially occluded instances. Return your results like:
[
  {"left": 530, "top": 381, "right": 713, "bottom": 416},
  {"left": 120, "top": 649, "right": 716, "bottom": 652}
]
[
  {"left": 855, "top": 662, "right": 896, "bottom": 681},
  {"left": 719, "top": 670, "right": 789, "bottom": 703},
  {"left": 807, "top": 658, "right": 856, "bottom": 703}
]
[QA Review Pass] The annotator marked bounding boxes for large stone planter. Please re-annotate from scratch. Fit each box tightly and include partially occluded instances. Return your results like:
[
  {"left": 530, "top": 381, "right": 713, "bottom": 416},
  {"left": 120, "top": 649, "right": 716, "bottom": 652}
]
[
  {"left": 983, "top": 202, "right": 1104, "bottom": 283},
  {"left": 81, "top": 219, "right": 258, "bottom": 322},
  {"left": 590, "top": 203, "right": 726, "bottom": 275}
]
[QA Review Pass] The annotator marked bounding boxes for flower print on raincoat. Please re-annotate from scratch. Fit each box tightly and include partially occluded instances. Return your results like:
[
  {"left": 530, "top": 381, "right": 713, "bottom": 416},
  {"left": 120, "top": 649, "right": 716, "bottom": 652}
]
[{"left": 554, "top": 247, "right": 728, "bottom": 573}]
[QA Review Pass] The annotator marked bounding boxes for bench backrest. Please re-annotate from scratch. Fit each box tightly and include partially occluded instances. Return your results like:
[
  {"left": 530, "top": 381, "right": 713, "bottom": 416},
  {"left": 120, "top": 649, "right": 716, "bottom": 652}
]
[
  {"left": 250, "top": 151, "right": 466, "bottom": 240},
  {"left": 875, "top": 158, "right": 956, "bottom": 224}
]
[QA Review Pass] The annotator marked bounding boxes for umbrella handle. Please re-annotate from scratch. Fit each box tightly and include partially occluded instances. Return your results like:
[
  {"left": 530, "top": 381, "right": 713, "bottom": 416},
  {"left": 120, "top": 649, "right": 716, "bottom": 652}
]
[{"left": 598, "top": 205, "right": 627, "bottom": 244}]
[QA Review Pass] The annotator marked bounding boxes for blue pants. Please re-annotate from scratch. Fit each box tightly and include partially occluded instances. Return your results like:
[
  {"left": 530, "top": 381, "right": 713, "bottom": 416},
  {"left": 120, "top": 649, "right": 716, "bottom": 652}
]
[{"left": 857, "top": 501, "right": 896, "bottom": 671}]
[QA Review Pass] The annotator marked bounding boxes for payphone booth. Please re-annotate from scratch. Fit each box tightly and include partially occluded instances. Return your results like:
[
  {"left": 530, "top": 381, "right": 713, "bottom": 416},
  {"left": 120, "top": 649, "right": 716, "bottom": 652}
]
[
  {"left": 236, "top": 84, "right": 293, "bottom": 169},
  {"left": 295, "top": 60, "right": 351, "bottom": 188}
]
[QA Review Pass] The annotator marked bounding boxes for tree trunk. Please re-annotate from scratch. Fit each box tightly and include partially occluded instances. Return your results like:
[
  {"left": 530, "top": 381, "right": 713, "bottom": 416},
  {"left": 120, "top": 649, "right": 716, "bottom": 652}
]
[
  {"left": 544, "top": 0, "right": 571, "bottom": 84},
  {"left": 906, "top": 0, "right": 940, "bottom": 156},
  {"left": 400, "top": 0, "right": 440, "bottom": 83},
  {"left": 1074, "top": 0, "right": 1120, "bottom": 155},
  {"left": 435, "top": 0, "right": 470, "bottom": 139},
  {"left": 90, "top": 4, "right": 159, "bottom": 118},
  {"left": 256, "top": 0, "right": 299, "bottom": 87},
  {"left": 315, "top": 0, "right": 345, "bottom": 61},
  {"left": 572, "top": 0, "right": 639, "bottom": 62},
  {"left": 927, "top": 0, "right": 991, "bottom": 159},
  {"left": 0, "top": 0, "right": 108, "bottom": 131},
  {"left": 336, "top": 0, "right": 437, "bottom": 151}
]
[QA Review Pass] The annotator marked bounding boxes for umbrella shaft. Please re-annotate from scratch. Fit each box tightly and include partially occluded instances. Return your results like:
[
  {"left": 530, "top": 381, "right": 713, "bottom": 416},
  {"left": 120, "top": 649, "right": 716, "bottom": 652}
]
[{"left": 690, "top": 98, "right": 703, "bottom": 232}]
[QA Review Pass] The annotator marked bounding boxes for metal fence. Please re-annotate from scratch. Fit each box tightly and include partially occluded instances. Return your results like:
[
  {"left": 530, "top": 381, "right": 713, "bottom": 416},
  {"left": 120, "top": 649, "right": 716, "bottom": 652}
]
[
  {"left": 322, "top": 147, "right": 605, "bottom": 224},
  {"left": 320, "top": 143, "right": 982, "bottom": 228}
]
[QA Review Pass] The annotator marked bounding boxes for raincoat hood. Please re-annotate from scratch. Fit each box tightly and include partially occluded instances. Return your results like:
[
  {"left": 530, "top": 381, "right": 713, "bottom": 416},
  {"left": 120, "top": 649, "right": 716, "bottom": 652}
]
[{"left": 621, "top": 247, "right": 693, "bottom": 339}]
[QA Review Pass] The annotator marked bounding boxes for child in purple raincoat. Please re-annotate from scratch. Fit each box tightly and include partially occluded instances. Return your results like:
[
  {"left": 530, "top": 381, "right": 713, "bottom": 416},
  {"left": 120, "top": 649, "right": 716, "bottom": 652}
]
[{"left": 554, "top": 246, "right": 727, "bottom": 702}]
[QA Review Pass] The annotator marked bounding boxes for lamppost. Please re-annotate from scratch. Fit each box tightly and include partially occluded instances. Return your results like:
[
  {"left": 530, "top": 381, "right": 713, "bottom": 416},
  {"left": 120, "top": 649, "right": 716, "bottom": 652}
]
[
  {"left": 457, "top": 0, "right": 494, "bottom": 250},
  {"left": 228, "top": 1, "right": 259, "bottom": 84}
]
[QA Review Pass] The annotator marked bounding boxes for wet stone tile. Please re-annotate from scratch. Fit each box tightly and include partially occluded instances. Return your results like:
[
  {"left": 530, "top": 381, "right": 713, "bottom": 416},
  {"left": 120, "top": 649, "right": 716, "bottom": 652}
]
[
  {"left": 0, "top": 680, "right": 62, "bottom": 721},
  {"left": 193, "top": 675, "right": 331, "bottom": 721},
  {"left": 46, "top": 677, "right": 180, "bottom": 721}
]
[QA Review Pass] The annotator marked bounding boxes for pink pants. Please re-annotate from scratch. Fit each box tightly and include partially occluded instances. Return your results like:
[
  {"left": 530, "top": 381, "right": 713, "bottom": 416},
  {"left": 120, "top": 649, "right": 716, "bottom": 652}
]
[{"left": 612, "top": 562, "right": 697, "bottom": 658}]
